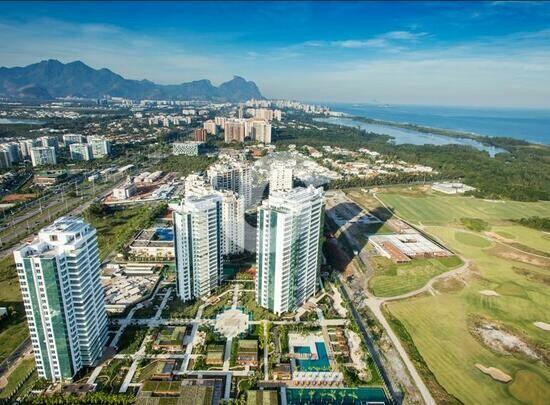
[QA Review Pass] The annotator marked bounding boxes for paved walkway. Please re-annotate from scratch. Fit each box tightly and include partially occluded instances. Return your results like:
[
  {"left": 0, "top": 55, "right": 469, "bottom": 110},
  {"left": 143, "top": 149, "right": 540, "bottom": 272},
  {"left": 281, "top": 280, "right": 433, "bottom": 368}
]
[{"left": 154, "top": 287, "right": 172, "bottom": 320}]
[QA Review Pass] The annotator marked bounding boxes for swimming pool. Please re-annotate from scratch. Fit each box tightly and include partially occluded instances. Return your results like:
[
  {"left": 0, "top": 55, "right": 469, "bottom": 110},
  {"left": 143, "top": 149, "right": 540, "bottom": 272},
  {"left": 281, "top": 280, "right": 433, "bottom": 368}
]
[
  {"left": 294, "top": 342, "right": 330, "bottom": 371},
  {"left": 155, "top": 227, "right": 174, "bottom": 241},
  {"left": 286, "top": 387, "right": 389, "bottom": 404}
]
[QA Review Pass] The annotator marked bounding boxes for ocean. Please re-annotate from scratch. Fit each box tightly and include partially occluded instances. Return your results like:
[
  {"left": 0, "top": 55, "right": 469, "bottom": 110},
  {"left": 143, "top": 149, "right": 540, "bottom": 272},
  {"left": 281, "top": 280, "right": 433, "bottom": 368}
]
[{"left": 326, "top": 104, "right": 550, "bottom": 145}]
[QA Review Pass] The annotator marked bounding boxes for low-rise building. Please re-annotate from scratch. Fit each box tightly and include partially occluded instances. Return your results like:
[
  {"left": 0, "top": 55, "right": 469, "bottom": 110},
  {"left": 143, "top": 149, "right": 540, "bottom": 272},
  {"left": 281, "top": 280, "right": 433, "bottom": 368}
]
[
  {"left": 237, "top": 339, "right": 259, "bottom": 367},
  {"left": 172, "top": 141, "right": 206, "bottom": 156}
]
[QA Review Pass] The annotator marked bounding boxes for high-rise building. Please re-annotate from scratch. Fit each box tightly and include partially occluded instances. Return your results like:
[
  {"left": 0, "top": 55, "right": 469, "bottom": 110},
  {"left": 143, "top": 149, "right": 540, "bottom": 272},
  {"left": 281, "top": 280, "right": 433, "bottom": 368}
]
[
  {"left": 30, "top": 146, "right": 57, "bottom": 167},
  {"left": 203, "top": 120, "right": 218, "bottom": 136},
  {"left": 40, "top": 136, "right": 59, "bottom": 151},
  {"left": 0, "top": 149, "right": 12, "bottom": 169},
  {"left": 256, "top": 186, "right": 324, "bottom": 315},
  {"left": 172, "top": 141, "right": 206, "bottom": 156},
  {"left": 183, "top": 175, "right": 244, "bottom": 256},
  {"left": 13, "top": 217, "right": 108, "bottom": 381},
  {"left": 249, "top": 119, "right": 272, "bottom": 143},
  {"left": 219, "top": 190, "right": 245, "bottom": 256},
  {"left": 173, "top": 194, "right": 223, "bottom": 301},
  {"left": 224, "top": 120, "right": 247, "bottom": 143},
  {"left": 214, "top": 116, "right": 226, "bottom": 127},
  {"left": 270, "top": 162, "right": 293, "bottom": 193},
  {"left": 69, "top": 143, "right": 93, "bottom": 161},
  {"left": 2, "top": 142, "right": 21, "bottom": 163},
  {"left": 194, "top": 128, "right": 208, "bottom": 142},
  {"left": 207, "top": 159, "right": 252, "bottom": 208},
  {"left": 20, "top": 139, "right": 41, "bottom": 158},
  {"left": 89, "top": 137, "right": 112, "bottom": 158},
  {"left": 63, "top": 134, "right": 86, "bottom": 146}
]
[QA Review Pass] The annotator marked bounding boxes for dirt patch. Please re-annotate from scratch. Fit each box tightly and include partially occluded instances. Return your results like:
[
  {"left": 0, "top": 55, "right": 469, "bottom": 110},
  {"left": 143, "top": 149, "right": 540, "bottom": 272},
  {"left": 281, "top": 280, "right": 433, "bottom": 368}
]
[
  {"left": 470, "top": 317, "right": 548, "bottom": 365},
  {"left": 1, "top": 193, "right": 36, "bottom": 202},
  {"left": 486, "top": 231, "right": 514, "bottom": 244},
  {"left": 475, "top": 364, "right": 512, "bottom": 383},
  {"left": 512, "top": 267, "right": 550, "bottom": 286},
  {"left": 479, "top": 290, "right": 500, "bottom": 297},
  {"left": 534, "top": 322, "right": 550, "bottom": 331},
  {"left": 433, "top": 277, "right": 465, "bottom": 294},
  {"left": 488, "top": 244, "right": 550, "bottom": 268}
]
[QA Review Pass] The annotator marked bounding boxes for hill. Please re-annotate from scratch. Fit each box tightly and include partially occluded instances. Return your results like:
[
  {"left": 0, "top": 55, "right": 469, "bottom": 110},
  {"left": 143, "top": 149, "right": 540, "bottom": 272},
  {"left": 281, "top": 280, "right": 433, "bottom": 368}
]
[{"left": 0, "top": 59, "right": 263, "bottom": 101}]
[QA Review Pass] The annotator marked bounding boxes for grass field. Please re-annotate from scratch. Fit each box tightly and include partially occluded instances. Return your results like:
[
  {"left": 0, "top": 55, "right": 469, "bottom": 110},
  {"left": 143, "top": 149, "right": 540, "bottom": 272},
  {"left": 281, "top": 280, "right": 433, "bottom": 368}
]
[
  {"left": 368, "top": 256, "right": 463, "bottom": 297},
  {"left": 375, "top": 188, "right": 550, "bottom": 404},
  {"left": 0, "top": 357, "right": 35, "bottom": 399}
]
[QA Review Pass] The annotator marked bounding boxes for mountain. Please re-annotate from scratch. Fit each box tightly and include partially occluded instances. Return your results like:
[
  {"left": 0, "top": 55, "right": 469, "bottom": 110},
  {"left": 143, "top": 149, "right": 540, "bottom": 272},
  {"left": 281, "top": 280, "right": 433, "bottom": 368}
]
[{"left": 0, "top": 59, "right": 263, "bottom": 101}]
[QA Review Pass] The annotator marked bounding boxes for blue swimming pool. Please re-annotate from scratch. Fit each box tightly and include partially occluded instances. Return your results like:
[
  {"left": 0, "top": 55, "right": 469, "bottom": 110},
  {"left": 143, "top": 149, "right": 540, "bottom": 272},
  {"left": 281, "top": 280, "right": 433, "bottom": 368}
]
[
  {"left": 286, "top": 387, "right": 389, "bottom": 404},
  {"left": 294, "top": 342, "right": 330, "bottom": 371},
  {"left": 155, "top": 227, "right": 174, "bottom": 241}
]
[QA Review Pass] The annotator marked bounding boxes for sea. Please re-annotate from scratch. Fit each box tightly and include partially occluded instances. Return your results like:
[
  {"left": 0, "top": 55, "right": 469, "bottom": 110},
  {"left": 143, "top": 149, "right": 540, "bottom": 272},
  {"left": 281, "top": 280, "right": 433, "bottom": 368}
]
[{"left": 326, "top": 103, "right": 550, "bottom": 146}]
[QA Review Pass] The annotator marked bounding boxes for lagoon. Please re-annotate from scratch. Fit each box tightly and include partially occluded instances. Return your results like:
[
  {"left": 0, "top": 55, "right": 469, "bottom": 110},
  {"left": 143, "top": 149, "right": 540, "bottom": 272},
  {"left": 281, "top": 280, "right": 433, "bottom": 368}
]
[{"left": 316, "top": 117, "right": 506, "bottom": 157}]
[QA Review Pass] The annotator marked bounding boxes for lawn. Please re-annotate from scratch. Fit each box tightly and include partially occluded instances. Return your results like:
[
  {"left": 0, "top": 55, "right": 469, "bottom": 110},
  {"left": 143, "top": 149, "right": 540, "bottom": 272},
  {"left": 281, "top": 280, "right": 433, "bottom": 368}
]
[
  {"left": 0, "top": 357, "right": 35, "bottom": 399},
  {"left": 368, "top": 256, "right": 463, "bottom": 297},
  {"left": 377, "top": 188, "right": 550, "bottom": 404},
  {"left": 377, "top": 189, "right": 550, "bottom": 226}
]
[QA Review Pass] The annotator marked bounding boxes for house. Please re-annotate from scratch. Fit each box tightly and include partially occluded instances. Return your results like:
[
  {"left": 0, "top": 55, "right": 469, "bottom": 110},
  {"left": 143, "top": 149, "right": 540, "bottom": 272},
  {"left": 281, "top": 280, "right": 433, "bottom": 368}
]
[{"left": 206, "top": 345, "right": 225, "bottom": 366}]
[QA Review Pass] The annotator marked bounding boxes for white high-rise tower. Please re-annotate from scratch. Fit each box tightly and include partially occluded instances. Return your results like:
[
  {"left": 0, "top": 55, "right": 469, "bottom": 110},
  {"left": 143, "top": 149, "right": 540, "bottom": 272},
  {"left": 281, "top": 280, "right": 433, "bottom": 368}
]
[
  {"left": 255, "top": 186, "right": 324, "bottom": 315},
  {"left": 13, "top": 217, "right": 108, "bottom": 381},
  {"left": 173, "top": 194, "right": 223, "bottom": 301},
  {"left": 207, "top": 159, "right": 252, "bottom": 208},
  {"left": 270, "top": 162, "right": 294, "bottom": 193}
]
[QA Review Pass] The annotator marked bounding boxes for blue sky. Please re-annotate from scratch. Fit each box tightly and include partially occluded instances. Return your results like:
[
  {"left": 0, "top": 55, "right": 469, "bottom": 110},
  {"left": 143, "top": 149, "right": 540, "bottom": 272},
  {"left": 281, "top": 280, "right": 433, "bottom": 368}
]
[{"left": 1, "top": 1, "right": 549, "bottom": 107}]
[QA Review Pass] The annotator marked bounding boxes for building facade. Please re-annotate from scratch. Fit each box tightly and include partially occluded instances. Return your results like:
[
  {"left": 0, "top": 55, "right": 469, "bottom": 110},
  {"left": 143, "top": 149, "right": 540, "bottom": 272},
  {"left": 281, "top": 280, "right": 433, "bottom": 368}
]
[
  {"left": 270, "top": 163, "right": 294, "bottom": 193},
  {"left": 207, "top": 159, "right": 252, "bottom": 208},
  {"left": 30, "top": 146, "right": 57, "bottom": 167},
  {"left": 173, "top": 194, "right": 223, "bottom": 301},
  {"left": 172, "top": 141, "right": 205, "bottom": 156},
  {"left": 69, "top": 143, "right": 93, "bottom": 161},
  {"left": 13, "top": 217, "right": 108, "bottom": 381},
  {"left": 89, "top": 137, "right": 112, "bottom": 158},
  {"left": 255, "top": 186, "right": 324, "bottom": 315},
  {"left": 194, "top": 128, "right": 208, "bottom": 142}
]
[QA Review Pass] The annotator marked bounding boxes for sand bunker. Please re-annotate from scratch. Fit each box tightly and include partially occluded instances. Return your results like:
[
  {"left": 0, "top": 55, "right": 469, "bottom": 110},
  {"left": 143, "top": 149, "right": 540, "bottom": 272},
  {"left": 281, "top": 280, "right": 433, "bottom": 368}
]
[
  {"left": 475, "top": 364, "right": 512, "bottom": 383},
  {"left": 534, "top": 322, "right": 550, "bottom": 331},
  {"left": 479, "top": 290, "right": 500, "bottom": 297}
]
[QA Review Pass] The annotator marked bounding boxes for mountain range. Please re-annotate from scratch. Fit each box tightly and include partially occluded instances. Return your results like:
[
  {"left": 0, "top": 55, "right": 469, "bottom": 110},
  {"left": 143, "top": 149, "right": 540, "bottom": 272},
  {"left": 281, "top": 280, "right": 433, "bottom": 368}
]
[{"left": 0, "top": 59, "right": 263, "bottom": 101}]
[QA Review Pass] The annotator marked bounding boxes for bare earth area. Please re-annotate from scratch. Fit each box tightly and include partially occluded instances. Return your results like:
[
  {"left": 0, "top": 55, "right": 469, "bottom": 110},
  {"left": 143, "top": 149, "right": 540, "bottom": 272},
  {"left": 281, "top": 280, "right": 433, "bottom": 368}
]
[
  {"left": 472, "top": 322, "right": 540, "bottom": 361},
  {"left": 475, "top": 364, "right": 512, "bottom": 383}
]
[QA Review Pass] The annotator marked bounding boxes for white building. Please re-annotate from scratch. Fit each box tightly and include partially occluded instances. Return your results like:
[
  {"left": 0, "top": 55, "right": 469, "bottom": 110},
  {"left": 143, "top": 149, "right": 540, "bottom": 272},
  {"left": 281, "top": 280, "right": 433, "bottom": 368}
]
[
  {"left": 256, "top": 186, "right": 324, "bottom": 315},
  {"left": 20, "top": 139, "right": 41, "bottom": 158},
  {"left": 69, "top": 143, "right": 93, "bottom": 161},
  {"left": 207, "top": 159, "right": 252, "bottom": 208},
  {"left": 173, "top": 194, "right": 222, "bottom": 301},
  {"left": 30, "top": 146, "right": 57, "bottom": 167},
  {"left": 270, "top": 162, "right": 293, "bottom": 193},
  {"left": 89, "top": 137, "right": 112, "bottom": 158},
  {"left": 112, "top": 180, "right": 137, "bottom": 200},
  {"left": 40, "top": 136, "right": 59, "bottom": 151},
  {"left": 62, "top": 134, "right": 86, "bottom": 146},
  {"left": 219, "top": 190, "right": 245, "bottom": 256},
  {"left": 13, "top": 218, "right": 108, "bottom": 381}
]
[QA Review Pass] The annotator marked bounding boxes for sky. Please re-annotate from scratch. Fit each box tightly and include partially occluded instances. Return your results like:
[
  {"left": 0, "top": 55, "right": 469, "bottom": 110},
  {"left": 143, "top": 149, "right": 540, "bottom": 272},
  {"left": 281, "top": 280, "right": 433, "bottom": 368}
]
[{"left": 1, "top": 1, "right": 550, "bottom": 107}]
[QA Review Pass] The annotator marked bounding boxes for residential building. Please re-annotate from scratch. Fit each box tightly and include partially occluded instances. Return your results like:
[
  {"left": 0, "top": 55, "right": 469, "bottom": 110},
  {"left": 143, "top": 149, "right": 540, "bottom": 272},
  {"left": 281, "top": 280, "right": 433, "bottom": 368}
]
[
  {"left": 270, "top": 162, "right": 293, "bottom": 193},
  {"left": 69, "top": 143, "right": 93, "bottom": 161},
  {"left": 207, "top": 159, "right": 252, "bottom": 208},
  {"left": 194, "top": 128, "right": 208, "bottom": 142},
  {"left": 172, "top": 141, "right": 206, "bottom": 156},
  {"left": 249, "top": 119, "right": 272, "bottom": 143},
  {"left": 173, "top": 194, "right": 222, "bottom": 301},
  {"left": 2, "top": 142, "right": 21, "bottom": 163},
  {"left": 40, "top": 136, "right": 59, "bottom": 151},
  {"left": 203, "top": 120, "right": 218, "bottom": 136},
  {"left": 62, "top": 134, "right": 86, "bottom": 146},
  {"left": 214, "top": 116, "right": 226, "bottom": 127},
  {"left": 0, "top": 149, "right": 12, "bottom": 169},
  {"left": 224, "top": 119, "right": 246, "bottom": 143},
  {"left": 20, "top": 139, "right": 41, "bottom": 158},
  {"left": 13, "top": 217, "right": 108, "bottom": 381},
  {"left": 30, "top": 146, "right": 57, "bottom": 166},
  {"left": 89, "top": 137, "right": 112, "bottom": 158},
  {"left": 219, "top": 190, "right": 245, "bottom": 256},
  {"left": 256, "top": 186, "right": 324, "bottom": 315}
]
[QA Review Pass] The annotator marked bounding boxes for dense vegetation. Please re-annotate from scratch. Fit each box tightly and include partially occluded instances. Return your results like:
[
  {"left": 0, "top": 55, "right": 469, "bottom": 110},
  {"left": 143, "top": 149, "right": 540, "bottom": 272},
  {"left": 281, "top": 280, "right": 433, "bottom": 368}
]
[
  {"left": 512, "top": 216, "right": 550, "bottom": 232},
  {"left": 154, "top": 155, "right": 217, "bottom": 177},
  {"left": 275, "top": 119, "right": 550, "bottom": 201}
]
